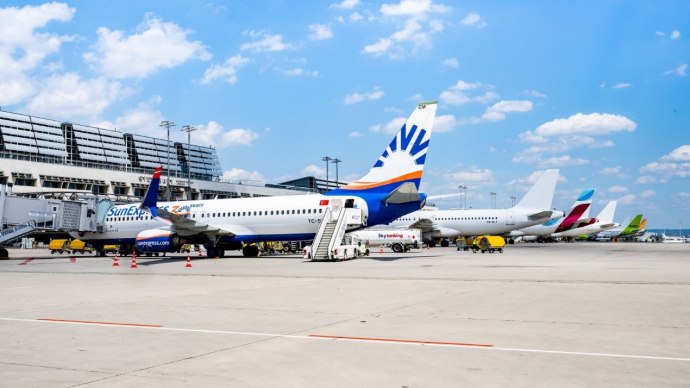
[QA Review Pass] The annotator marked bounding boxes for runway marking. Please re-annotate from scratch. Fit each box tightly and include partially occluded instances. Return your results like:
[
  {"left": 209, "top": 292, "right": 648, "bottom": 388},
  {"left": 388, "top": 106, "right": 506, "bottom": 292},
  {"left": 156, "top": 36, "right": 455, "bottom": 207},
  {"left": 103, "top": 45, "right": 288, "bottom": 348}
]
[
  {"left": 1, "top": 317, "right": 689, "bottom": 362},
  {"left": 18, "top": 259, "right": 34, "bottom": 265},
  {"left": 37, "top": 318, "right": 162, "bottom": 328},
  {"left": 309, "top": 334, "right": 493, "bottom": 347}
]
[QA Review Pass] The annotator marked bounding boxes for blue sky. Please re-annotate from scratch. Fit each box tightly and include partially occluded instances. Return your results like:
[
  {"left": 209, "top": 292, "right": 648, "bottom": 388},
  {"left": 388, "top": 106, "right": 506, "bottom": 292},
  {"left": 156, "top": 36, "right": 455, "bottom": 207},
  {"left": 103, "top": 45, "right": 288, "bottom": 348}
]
[{"left": 1, "top": 1, "right": 688, "bottom": 228}]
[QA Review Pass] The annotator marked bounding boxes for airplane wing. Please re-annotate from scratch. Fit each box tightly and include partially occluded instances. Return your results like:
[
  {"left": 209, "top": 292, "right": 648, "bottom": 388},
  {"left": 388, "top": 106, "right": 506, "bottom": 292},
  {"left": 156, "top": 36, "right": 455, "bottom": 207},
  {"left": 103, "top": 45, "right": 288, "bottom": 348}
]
[
  {"left": 408, "top": 218, "right": 437, "bottom": 233},
  {"left": 528, "top": 210, "right": 554, "bottom": 220},
  {"left": 155, "top": 207, "right": 235, "bottom": 236}
]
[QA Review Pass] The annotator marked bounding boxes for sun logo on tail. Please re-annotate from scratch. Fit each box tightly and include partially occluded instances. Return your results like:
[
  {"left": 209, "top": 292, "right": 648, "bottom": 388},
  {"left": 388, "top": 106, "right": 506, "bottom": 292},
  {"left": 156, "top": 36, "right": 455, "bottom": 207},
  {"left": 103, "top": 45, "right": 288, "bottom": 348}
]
[{"left": 373, "top": 124, "right": 429, "bottom": 168}]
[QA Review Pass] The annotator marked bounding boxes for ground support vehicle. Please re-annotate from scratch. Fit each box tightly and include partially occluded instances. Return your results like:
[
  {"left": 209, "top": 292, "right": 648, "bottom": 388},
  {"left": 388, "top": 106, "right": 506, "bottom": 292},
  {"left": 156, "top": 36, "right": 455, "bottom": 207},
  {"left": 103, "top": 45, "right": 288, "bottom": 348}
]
[
  {"left": 347, "top": 228, "right": 421, "bottom": 253},
  {"left": 475, "top": 235, "right": 505, "bottom": 253},
  {"left": 49, "top": 239, "right": 70, "bottom": 254}
]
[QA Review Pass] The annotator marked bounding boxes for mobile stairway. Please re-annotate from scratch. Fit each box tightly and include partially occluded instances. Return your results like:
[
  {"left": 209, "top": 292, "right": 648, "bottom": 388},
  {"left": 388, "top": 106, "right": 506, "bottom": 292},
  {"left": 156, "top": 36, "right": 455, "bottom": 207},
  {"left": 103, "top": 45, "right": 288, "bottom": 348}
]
[{"left": 306, "top": 201, "right": 365, "bottom": 261}]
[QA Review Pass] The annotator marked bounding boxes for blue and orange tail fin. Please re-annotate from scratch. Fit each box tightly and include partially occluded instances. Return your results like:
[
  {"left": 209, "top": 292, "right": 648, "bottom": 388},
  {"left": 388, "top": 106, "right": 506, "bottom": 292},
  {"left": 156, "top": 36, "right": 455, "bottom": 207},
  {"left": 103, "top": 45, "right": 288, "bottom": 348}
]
[
  {"left": 328, "top": 101, "right": 437, "bottom": 198},
  {"left": 140, "top": 166, "right": 162, "bottom": 217}
]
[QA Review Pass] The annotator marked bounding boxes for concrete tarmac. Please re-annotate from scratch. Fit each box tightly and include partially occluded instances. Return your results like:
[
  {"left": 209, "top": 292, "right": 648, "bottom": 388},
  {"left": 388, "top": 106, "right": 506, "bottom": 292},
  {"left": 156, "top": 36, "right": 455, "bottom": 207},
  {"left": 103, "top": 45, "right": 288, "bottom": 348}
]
[{"left": 0, "top": 242, "right": 689, "bottom": 387}]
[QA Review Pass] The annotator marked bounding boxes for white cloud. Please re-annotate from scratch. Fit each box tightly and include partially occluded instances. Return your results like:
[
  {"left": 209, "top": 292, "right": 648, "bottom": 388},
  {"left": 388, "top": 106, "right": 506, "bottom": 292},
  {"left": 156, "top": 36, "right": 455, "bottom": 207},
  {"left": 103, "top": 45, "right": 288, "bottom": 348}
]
[
  {"left": 25, "top": 73, "right": 128, "bottom": 119},
  {"left": 601, "top": 166, "right": 623, "bottom": 176},
  {"left": 507, "top": 170, "right": 567, "bottom": 190},
  {"left": 93, "top": 96, "right": 166, "bottom": 137},
  {"left": 524, "top": 89, "right": 547, "bottom": 98},
  {"left": 438, "top": 80, "right": 492, "bottom": 105},
  {"left": 330, "top": 0, "right": 360, "bottom": 10},
  {"left": 613, "top": 83, "right": 632, "bottom": 89},
  {"left": 617, "top": 194, "right": 636, "bottom": 205},
  {"left": 0, "top": 2, "right": 75, "bottom": 106},
  {"left": 607, "top": 186, "right": 629, "bottom": 193},
  {"left": 664, "top": 63, "right": 687, "bottom": 77},
  {"left": 661, "top": 145, "right": 690, "bottom": 161},
  {"left": 671, "top": 30, "right": 681, "bottom": 39},
  {"left": 442, "top": 57, "right": 459, "bottom": 68},
  {"left": 302, "top": 164, "right": 326, "bottom": 177},
  {"left": 84, "top": 15, "right": 210, "bottom": 79},
  {"left": 526, "top": 113, "right": 636, "bottom": 138},
  {"left": 482, "top": 100, "right": 533, "bottom": 121},
  {"left": 370, "top": 116, "right": 406, "bottom": 134},
  {"left": 434, "top": 114, "right": 459, "bottom": 132},
  {"left": 191, "top": 121, "right": 259, "bottom": 148},
  {"left": 461, "top": 12, "right": 487, "bottom": 28},
  {"left": 308, "top": 23, "right": 333, "bottom": 41},
  {"left": 349, "top": 131, "right": 363, "bottom": 137},
  {"left": 640, "top": 145, "right": 690, "bottom": 180},
  {"left": 636, "top": 175, "right": 666, "bottom": 184},
  {"left": 241, "top": 31, "right": 292, "bottom": 53},
  {"left": 282, "top": 67, "right": 318, "bottom": 77},
  {"left": 539, "top": 155, "right": 590, "bottom": 168},
  {"left": 201, "top": 55, "right": 249, "bottom": 85},
  {"left": 344, "top": 89, "right": 385, "bottom": 104},
  {"left": 380, "top": 0, "right": 450, "bottom": 17},
  {"left": 363, "top": 1, "right": 450, "bottom": 59},
  {"left": 640, "top": 190, "right": 656, "bottom": 198},
  {"left": 349, "top": 12, "right": 364, "bottom": 22},
  {"left": 446, "top": 168, "right": 494, "bottom": 185},
  {"left": 222, "top": 168, "right": 265, "bottom": 183}
]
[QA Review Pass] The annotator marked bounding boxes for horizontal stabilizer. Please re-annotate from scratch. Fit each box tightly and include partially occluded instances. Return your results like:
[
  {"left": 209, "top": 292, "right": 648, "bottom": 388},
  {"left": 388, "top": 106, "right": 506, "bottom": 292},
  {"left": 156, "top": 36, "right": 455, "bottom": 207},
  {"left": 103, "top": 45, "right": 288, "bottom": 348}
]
[
  {"left": 528, "top": 210, "right": 554, "bottom": 220},
  {"left": 384, "top": 182, "right": 421, "bottom": 204}
]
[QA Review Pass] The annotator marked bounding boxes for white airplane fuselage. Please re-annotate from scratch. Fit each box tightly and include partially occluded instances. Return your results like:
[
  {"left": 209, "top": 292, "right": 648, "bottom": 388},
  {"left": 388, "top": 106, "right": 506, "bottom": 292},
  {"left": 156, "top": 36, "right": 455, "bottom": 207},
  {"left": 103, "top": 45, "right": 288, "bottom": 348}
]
[
  {"left": 388, "top": 207, "right": 563, "bottom": 239},
  {"left": 73, "top": 195, "right": 372, "bottom": 245}
]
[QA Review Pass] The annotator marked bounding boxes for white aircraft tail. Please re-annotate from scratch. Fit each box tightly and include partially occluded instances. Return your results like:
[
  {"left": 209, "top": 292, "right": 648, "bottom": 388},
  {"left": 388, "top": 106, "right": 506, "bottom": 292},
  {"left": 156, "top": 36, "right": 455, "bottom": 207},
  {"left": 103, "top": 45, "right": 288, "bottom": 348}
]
[
  {"left": 514, "top": 169, "right": 559, "bottom": 210},
  {"left": 596, "top": 200, "right": 617, "bottom": 223}
]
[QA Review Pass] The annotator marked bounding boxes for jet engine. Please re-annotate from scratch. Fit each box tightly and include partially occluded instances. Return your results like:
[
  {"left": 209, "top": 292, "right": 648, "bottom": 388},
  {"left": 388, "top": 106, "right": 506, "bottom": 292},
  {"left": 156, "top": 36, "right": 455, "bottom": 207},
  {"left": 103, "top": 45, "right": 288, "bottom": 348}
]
[{"left": 135, "top": 229, "right": 182, "bottom": 253}]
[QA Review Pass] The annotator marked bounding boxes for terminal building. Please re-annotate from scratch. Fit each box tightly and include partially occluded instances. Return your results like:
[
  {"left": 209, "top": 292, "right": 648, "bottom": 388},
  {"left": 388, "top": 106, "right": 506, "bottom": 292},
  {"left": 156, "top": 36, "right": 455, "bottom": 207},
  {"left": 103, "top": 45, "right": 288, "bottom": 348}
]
[{"left": 0, "top": 110, "right": 314, "bottom": 202}]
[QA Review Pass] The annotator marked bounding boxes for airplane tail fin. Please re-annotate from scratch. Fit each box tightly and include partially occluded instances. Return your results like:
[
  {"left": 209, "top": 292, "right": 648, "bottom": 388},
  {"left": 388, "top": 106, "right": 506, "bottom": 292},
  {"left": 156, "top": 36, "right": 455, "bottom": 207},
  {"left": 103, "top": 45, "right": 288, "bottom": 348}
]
[
  {"left": 328, "top": 101, "right": 437, "bottom": 199},
  {"left": 596, "top": 200, "right": 617, "bottom": 224},
  {"left": 514, "top": 169, "right": 560, "bottom": 210},
  {"left": 628, "top": 214, "right": 643, "bottom": 229},
  {"left": 554, "top": 188, "right": 594, "bottom": 232},
  {"left": 140, "top": 166, "right": 162, "bottom": 217}
]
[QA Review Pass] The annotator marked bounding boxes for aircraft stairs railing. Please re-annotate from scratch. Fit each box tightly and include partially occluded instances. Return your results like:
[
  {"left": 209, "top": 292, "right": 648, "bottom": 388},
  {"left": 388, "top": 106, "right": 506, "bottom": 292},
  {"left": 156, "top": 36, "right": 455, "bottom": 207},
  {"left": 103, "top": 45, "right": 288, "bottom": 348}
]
[
  {"left": 309, "top": 207, "right": 364, "bottom": 260},
  {"left": 0, "top": 220, "right": 37, "bottom": 246}
]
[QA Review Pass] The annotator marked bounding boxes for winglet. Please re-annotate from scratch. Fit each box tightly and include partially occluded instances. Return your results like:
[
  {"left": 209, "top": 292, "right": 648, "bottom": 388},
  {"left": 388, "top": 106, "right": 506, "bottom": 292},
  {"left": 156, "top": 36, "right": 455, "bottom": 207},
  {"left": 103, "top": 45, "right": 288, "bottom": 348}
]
[{"left": 140, "top": 166, "right": 162, "bottom": 217}]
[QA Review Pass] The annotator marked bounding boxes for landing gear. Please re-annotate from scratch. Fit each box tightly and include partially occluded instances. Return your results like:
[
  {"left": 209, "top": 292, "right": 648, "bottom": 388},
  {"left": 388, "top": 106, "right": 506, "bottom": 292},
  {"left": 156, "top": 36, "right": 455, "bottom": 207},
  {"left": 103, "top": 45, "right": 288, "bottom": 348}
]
[
  {"left": 440, "top": 239, "right": 450, "bottom": 247},
  {"left": 242, "top": 244, "right": 260, "bottom": 257}
]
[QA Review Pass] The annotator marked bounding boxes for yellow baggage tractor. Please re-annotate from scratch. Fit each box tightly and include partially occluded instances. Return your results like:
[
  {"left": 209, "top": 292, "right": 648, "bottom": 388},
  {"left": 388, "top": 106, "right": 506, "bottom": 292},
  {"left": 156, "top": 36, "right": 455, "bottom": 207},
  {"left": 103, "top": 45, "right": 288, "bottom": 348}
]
[
  {"left": 477, "top": 235, "right": 505, "bottom": 253},
  {"left": 69, "top": 239, "right": 94, "bottom": 254},
  {"left": 49, "top": 239, "right": 70, "bottom": 254}
]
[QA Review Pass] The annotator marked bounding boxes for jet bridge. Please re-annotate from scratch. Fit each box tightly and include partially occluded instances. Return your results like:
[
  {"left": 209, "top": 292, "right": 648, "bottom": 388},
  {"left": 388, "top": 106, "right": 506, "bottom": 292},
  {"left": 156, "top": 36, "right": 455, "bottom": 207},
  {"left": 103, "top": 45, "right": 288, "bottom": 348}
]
[{"left": 0, "top": 184, "right": 100, "bottom": 254}]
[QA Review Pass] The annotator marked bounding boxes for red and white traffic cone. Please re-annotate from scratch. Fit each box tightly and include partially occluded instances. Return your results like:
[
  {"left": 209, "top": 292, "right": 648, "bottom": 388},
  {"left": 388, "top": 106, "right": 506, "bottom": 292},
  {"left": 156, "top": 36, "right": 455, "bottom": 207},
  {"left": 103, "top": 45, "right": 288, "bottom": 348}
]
[
  {"left": 130, "top": 253, "right": 138, "bottom": 269},
  {"left": 112, "top": 253, "right": 119, "bottom": 267},
  {"left": 185, "top": 255, "right": 192, "bottom": 268},
  {"left": 379, "top": 246, "right": 384, "bottom": 254}
]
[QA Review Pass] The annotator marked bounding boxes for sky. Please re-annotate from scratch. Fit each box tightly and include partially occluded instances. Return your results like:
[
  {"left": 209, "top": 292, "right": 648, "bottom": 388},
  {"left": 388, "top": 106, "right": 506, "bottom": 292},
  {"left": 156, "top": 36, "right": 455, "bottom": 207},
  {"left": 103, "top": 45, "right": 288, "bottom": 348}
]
[{"left": 0, "top": 1, "right": 688, "bottom": 228}]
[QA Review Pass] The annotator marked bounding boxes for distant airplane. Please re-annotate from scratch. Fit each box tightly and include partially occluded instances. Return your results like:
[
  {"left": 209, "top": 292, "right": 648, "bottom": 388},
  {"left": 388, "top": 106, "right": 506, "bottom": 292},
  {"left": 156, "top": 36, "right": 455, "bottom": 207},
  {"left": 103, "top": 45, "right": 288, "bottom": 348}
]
[
  {"left": 510, "top": 188, "right": 594, "bottom": 239},
  {"left": 597, "top": 214, "right": 644, "bottom": 239},
  {"left": 552, "top": 200, "right": 618, "bottom": 238},
  {"left": 385, "top": 169, "right": 564, "bottom": 245},
  {"left": 72, "top": 102, "right": 438, "bottom": 257}
]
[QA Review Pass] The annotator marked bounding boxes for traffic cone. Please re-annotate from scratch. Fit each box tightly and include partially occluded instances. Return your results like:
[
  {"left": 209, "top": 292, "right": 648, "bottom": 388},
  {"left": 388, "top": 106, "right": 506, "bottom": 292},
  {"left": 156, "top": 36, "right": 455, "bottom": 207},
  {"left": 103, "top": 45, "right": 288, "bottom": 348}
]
[
  {"left": 112, "top": 254, "right": 119, "bottom": 267},
  {"left": 185, "top": 255, "right": 192, "bottom": 268},
  {"left": 70, "top": 257, "right": 76, "bottom": 263},
  {"left": 198, "top": 248, "right": 202, "bottom": 257},
  {"left": 379, "top": 246, "right": 384, "bottom": 254},
  {"left": 131, "top": 253, "right": 138, "bottom": 269}
]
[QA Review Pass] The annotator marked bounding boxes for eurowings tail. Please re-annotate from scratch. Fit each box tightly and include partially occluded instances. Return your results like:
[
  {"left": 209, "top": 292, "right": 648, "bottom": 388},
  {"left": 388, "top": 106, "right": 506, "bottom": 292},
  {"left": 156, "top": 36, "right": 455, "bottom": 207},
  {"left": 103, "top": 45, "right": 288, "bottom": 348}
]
[
  {"left": 328, "top": 101, "right": 437, "bottom": 201},
  {"left": 554, "top": 188, "right": 594, "bottom": 232},
  {"left": 514, "top": 169, "right": 559, "bottom": 213}
]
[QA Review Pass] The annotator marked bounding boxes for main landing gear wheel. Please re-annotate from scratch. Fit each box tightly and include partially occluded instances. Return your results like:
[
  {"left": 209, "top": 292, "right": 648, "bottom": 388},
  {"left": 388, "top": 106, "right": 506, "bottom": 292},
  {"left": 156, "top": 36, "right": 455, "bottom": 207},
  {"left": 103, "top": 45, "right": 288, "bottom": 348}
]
[{"left": 242, "top": 245, "right": 260, "bottom": 257}]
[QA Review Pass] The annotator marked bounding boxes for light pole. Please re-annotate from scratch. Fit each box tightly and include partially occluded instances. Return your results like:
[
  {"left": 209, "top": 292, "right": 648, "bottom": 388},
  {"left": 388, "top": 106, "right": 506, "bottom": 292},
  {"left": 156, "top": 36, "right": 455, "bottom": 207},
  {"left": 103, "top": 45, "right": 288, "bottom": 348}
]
[
  {"left": 490, "top": 192, "right": 497, "bottom": 209},
  {"left": 511, "top": 195, "right": 516, "bottom": 207},
  {"left": 458, "top": 185, "right": 467, "bottom": 209},
  {"left": 181, "top": 125, "right": 197, "bottom": 200},
  {"left": 322, "top": 156, "right": 332, "bottom": 191},
  {"left": 331, "top": 158, "right": 342, "bottom": 188},
  {"left": 159, "top": 120, "right": 176, "bottom": 201}
]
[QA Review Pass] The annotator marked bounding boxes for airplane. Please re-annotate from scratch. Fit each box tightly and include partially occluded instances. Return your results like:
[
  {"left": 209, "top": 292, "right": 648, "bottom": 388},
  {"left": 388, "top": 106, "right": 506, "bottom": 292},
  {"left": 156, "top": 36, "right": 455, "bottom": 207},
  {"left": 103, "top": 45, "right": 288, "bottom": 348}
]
[
  {"left": 596, "top": 214, "right": 643, "bottom": 240},
  {"left": 385, "top": 169, "right": 564, "bottom": 246},
  {"left": 510, "top": 188, "right": 594, "bottom": 240},
  {"left": 72, "top": 102, "right": 438, "bottom": 257},
  {"left": 552, "top": 200, "right": 618, "bottom": 238}
]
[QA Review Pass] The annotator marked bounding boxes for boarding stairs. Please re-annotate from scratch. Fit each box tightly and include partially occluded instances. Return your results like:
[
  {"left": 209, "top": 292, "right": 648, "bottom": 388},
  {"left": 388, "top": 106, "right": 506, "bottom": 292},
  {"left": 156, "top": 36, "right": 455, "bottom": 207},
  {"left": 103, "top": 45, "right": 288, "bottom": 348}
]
[
  {"left": 0, "top": 220, "right": 37, "bottom": 245},
  {"left": 309, "top": 205, "right": 364, "bottom": 260}
]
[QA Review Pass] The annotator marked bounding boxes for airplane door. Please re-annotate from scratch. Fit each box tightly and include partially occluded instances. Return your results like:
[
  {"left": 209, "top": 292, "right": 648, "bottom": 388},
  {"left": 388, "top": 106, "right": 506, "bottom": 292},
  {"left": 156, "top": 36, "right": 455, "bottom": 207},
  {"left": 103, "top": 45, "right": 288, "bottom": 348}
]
[{"left": 506, "top": 210, "right": 514, "bottom": 226}]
